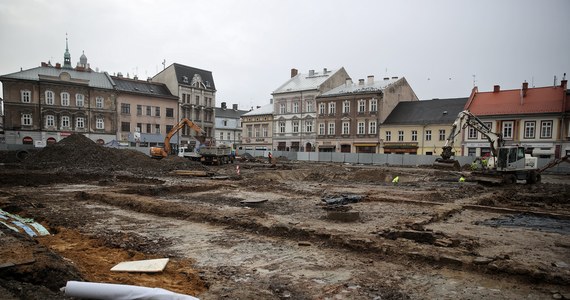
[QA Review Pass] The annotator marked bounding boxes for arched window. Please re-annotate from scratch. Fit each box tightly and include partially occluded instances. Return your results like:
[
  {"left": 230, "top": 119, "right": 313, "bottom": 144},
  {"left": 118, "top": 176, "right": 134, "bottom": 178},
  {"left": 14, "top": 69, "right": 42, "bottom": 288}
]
[
  {"left": 47, "top": 137, "right": 57, "bottom": 145},
  {"left": 45, "top": 91, "right": 54, "bottom": 105}
]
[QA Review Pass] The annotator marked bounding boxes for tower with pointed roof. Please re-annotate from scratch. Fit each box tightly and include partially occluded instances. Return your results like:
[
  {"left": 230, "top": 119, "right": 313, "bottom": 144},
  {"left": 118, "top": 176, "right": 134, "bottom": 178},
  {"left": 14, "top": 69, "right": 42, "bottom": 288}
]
[{"left": 63, "top": 35, "right": 72, "bottom": 69}]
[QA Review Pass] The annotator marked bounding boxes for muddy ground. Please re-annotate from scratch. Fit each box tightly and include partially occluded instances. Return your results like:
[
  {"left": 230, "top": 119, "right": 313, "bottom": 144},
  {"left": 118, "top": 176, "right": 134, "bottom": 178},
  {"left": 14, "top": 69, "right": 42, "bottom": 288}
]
[{"left": 0, "top": 134, "right": 569, "bottom": 299}]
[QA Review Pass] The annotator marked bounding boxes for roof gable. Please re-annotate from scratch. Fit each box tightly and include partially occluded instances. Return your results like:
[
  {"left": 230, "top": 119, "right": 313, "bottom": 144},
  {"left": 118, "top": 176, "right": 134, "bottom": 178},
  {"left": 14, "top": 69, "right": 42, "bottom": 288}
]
[
  {"left": 272, "top": 68, "right": 345, "bottom": 94},
  {"left": 242, "top": 103, "right": 274, "bottom": 116},
  {"left": 383, "top": 98, "right": 468, "bottom": 125},
  {"left": 467, "top": 85, "right": 566, "bottom": 116},
  {"left": 172, "top": 63, "right": 216, "bottom": 91},
  {"left": 321, "top": 77, "right": 401, "bottom": 97}
]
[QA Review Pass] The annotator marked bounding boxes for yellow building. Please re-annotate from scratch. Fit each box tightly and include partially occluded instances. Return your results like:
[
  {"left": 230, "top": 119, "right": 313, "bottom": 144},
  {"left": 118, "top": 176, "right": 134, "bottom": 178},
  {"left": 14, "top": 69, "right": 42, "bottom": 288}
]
[{"left": 380, "top": 98, "right": 467, "bottom": 155}]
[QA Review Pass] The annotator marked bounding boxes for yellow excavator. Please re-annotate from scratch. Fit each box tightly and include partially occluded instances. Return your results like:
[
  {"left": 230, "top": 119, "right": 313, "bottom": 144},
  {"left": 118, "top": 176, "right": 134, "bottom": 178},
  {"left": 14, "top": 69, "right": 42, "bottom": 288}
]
[{"left": 150, "top": 118, "right": 206, "bottom": 159}]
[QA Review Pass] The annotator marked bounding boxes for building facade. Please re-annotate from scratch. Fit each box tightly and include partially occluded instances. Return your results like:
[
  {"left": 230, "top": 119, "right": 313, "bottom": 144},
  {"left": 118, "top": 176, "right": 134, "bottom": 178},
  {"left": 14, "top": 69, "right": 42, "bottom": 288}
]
[
  {"left": 316, "top": 76, "right": 418, "bottom": 153},
  {"left": 112, "top": 76, "right": 179, "bottom": 147},
  {"left": 271, "top": 68, "right": 350, "bottom": 152},
  {"left": 380, "top": 98, "right": 468, "bottom": 155},
  {"left": 152, "top": 63, "right": 216, "bottom": 149},
  {"left": 240, "top": 103, "right": 274, "bottom": 151},
  {"left": 463, "top": 81, "right": 569, "bottom": 158},
  {"left": 0, "top": 42, "right": 117, "bottom": 146},
  {"left": 214, "top": 102, "right": 248, "bottom": 149}
]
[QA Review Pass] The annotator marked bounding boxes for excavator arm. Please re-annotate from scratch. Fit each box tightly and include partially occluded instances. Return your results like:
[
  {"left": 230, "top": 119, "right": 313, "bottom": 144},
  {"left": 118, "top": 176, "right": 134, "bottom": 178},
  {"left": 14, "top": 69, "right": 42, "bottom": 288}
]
[{"left": 150, "top": 118, "right": 206, "bottom": 159}]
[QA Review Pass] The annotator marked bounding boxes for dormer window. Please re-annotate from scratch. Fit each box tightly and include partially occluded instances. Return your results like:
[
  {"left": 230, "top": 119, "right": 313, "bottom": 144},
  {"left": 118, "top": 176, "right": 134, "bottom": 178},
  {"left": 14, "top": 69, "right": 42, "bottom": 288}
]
[{"left": 182, "top": 76, "right": 189, "bottom": 83}]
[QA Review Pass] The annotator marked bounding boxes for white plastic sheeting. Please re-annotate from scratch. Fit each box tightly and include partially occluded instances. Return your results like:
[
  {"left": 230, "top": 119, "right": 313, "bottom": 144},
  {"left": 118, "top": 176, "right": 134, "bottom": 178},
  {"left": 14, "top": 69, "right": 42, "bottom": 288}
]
[{"left": 63, "top": 281, "right": 199, "bottom": 300}]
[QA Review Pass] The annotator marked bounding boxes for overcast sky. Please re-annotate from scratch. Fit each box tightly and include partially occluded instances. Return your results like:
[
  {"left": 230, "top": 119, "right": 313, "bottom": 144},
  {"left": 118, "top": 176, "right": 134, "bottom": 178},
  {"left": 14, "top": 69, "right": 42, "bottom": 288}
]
[{"left": 1, "top": 0, "right": 569, "bottom": 110}]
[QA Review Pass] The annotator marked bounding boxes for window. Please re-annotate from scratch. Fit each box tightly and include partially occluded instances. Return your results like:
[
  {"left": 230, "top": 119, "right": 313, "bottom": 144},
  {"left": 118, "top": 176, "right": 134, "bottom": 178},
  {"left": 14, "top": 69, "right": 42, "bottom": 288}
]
[
  {"left": 220, "top": 132, "right": 224, "bottom": 140},
  {"left": 75, "top": 94, "right": 84, "bottom": 107},
  {"left": 306, "top": 101, "right": 313, "bottom": 113},
  {"left": 279, "top": 121, "right": 285, "bottom": 133},
  {"left": 121, "top": 122, "right": 130, "bottom": 132},
  {"left": 328, "top": 122, "right": 335, "bottom": 135},
  {"left": 293, "top": 120, "right": 299, "bottom": 133},
  {"left": 370, "top": 98, "right": 377, "bottom": 112},
  {"left": 96, "top": 97, "right": 104, "bottom": 108},
  {"left": 425, "top": 130, "right": 432, "bottom": 141},
  {"left": 227, "top": 132, "right": 231, "bottom": 140},
  {"left": 358, "top": 100, "right": 365, "bottom": 113},
  {"left": 223, "top": 120, "right": 228, "bottom": 126},
  {"left": 468, "top": 127, "right": 477, "bottom": 139},
  {"left": 293, "top": 102, "right": 299, "bottom": 113},
  {"left": 540, "top": 121, "right": 552, "bottom": 138},
  {"left": 247, "top": 125, "right": 253, "bottom": 137},
  {"left": 342, "top": 122, "right": 350, "bottom": 135},
  {"left": 22, "top": 113, "right": 32, "bottom": 126},
  {"left": 255, "top": 126, "right": 260, "bottom": 137},
  {"left": 155, "top": 107, "right": 160, "bottom": 117},
  {"left": 524, "top": 121, "right": 536, "bottom": 139},
  {"left": 155, "top": 124, "right": 160, "bottom": 134},
  {"left": 96, "top": 117, "right": 104, "bottom": 129},
  {"left": 439, "top": 129, "right": 446, "bottom": 141},
  {"left": 61, "top": 92, "right": 70, "bottom": 106},
  {"left": 328, "top": 102, "right": 336, "bottom": 115},
  {"left": 358, "top": 122, "right": 365, "bottom": 134},
  {"left": 319, "top": 123, "right": 325, "bottom": 135},
  {"left": 262, "top": 125, "right": 268, "bottom": 137},
  {"left": 76, "top": 117, "right": 85, "bottom": 129},
  {"left": 280, "top": 103, "right": 286, "bottom": 114},
  {"left": 146, "top": 123, "right": 151, "bottom": 133},
  {"left": 146, "top": 106, "right": 151, "bottom": 116},
  {"left": 385, "top": 131, "right": 391, "bottom": 141},
  {"left": 136, "top": 123, "right": 141, "bottom": 132},
  {"left": 61, "top": 116, "right": 70, "bottom": 128},
  {"left": 398, "top": 131, "right": 404, "bottom": 141},
  {"left": 195, "top": 95, "right": 200, "bottom": 105},
  {"left": 166, "top": 108, "right": 174, "bottom": 118},
  {"left": 502, "top": 121, "right": 513, "bottom": 139},
  {"left": 137, "top": 105, "right": 142, "bottom": 116},
  {"left": 343, "top": 101, "right": 350, "bottom": 114},
  {"left": 46, "top": 115, "right": 55, "bottom": 127},
  {"left": 21, "top": 90, "right": 31, "bottom": 103},
  {"left": 319, "top": 103, "right": 325, "bottom": 115},
  {"left": 121, "top": 103, "right": 130, "bottom": 114},
  {"left": 45, "top": 91, "right": 54, "bottom": 105},
  {"left": 305, "top": 120, "right": 312, "bottom": 132},
  {"left": 411, "top": 130, "right": 417, "bottom": 141},
  {"left": 369, "top": 121, "right": 377, "bottom": 134},
  {"left": 166, "top": 125, "right": 173, "bottom": 133}
]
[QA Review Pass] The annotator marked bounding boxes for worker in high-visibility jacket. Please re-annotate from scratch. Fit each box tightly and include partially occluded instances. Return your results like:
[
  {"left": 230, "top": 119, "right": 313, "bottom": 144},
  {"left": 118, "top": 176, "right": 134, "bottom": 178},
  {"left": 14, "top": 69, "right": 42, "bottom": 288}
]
[
  {"left": 459, "top": 176, "right": 466, "bottom": 182},
  {"left": 392, "top": 176, "right": 399, "bottom": 185}
]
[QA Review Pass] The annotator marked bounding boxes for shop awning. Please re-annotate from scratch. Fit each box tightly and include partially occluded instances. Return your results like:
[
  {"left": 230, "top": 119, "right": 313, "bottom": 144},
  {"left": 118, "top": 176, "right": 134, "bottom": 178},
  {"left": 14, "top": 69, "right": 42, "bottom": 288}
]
[
  {"left": 354, "top": 143, "right": 378, "bottom": 147},
  {"left": 383, "top": 143, "right": 418, "bottom": 149}
]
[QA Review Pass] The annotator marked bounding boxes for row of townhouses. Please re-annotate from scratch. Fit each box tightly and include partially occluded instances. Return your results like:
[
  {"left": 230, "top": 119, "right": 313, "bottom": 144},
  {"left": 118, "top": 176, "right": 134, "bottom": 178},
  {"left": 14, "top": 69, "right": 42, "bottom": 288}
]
[
  {"left": 242, "top": 68, "right": 569, "bottom": 159},
  {"left": 1, "top": 42, "right": 569, "bottom": 159}
]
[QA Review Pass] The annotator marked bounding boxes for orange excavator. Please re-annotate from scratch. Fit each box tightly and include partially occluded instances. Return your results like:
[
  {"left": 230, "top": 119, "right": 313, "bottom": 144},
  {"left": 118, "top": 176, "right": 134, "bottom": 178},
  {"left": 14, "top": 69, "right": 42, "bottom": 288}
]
[{"left": 150, "top": 118, "right": 206, "bottom": 159}]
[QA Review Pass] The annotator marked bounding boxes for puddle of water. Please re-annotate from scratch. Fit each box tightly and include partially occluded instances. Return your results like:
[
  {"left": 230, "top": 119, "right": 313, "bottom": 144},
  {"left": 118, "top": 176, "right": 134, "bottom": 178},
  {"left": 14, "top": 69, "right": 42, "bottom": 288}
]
[{"left": 478, "top": 214, "right": 570, "bottom": 235}]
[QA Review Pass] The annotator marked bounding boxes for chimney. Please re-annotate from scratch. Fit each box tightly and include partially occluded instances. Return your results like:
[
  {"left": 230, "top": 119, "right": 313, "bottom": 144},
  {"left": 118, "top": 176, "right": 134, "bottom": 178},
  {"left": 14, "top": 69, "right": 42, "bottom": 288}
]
[
  {"left": 561, "top": 79, "right": 567, "bottom": 90},
  {"left": 391, "top": 76, "right": 398, "bottom": 80},
  {"left": 522, "top": 81, "right": 528, "bottom": 97},
  {"left": 367, "top": 75, "right": 374, "bottom": 85},
  {"left": 309, "top": 70, "right": 315, "bottom": 76},
  {"left": 232, "top": 104, "right": 238, "bottom": 110},
  {"left": 221, "top": 102, "right": 227, "bottom": 109},
  {"left": 345, "top": 78, "right": 353, "bottom": 86},
  {"left": 358, "top": 79, "right": 365, "bottom": 86},
  {"left": 41, "top": 62, "right": 47, "bottom": 67},
  {"left": 323, "top": 68, "right": 327, "bottom": 74},
  {"left": 493, "top": 85, "right": 500, "bottom": 92},
  {"left": 383, "top": 77, "right": 390, "bottom": 81},
  {"left": 257, "top": 106, "right": 261, "bottom": 109},
  {"left": 291, "top": 68, "right": 298, "bottom": 78},
  {"left": 134, "top": 75, "right": 138, "bottom": 80},
  {"left": 56, "top": 63, "right": 61, "bottom": 69}
]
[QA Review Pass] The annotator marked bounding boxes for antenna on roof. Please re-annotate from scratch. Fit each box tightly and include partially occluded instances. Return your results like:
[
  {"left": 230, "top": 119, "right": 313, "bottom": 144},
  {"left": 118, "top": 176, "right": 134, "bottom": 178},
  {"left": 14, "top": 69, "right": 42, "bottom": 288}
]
[
  {"left": 162, "top": 59, "right": 166, "bottom": 70},
  {"left": 472, "top": 74, "right": 477, "bottom": 87}
]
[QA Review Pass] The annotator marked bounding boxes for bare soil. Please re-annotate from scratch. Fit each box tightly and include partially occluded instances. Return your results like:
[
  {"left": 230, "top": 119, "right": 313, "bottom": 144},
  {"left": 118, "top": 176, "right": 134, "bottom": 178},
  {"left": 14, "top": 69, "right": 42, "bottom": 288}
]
[{"left": 1, "top": 134, "right": 569, "bottom": 299}]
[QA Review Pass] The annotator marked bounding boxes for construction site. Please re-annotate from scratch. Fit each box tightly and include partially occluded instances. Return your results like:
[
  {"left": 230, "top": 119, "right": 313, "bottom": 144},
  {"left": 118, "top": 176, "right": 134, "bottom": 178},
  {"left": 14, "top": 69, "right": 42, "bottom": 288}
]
[{"left": 0, "top": 134, "right": 569, "bottom": 299}]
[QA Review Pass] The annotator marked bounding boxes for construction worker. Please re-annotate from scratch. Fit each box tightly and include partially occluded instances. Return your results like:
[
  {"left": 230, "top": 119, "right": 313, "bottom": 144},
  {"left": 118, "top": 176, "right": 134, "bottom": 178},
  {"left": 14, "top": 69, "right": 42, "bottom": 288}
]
[
  {"left": 392, "top": 176, "right": 399, "bottom": 185},
  {"left": 268, "top": 152, "right": 273, "bottom": 164},
  {"left": 459, "top": 176, "right": 466, "bottom": 182}
]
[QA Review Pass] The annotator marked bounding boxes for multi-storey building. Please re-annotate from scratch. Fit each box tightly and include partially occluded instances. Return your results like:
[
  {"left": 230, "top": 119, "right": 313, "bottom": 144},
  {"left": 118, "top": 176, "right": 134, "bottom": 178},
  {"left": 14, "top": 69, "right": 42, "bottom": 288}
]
[
  {"left": 112, "top": 75, "right": 179, "bottom": 148},
  {"left": 240, "top": 103, "right": 274, "bottom": 151},
  {"left": 0, "top": 40, "right": 116, "bottom": 146},
  {"left": 271, "top": 68, "right": 350, "bottom": 152},
  {"left": 214, "top": 102, "right": 248, "bottom": 149},
  {"left": 152, "top": 63, "right": 216, "bottom": 149},
  {"left": 316, "top": 76, "right": 418, "bottom": 153},
  {"left": 464, "top": 81, "right": 569, "bottom": 158},
  {"left": 380, "top": 98, "right": 468, "bottom": 155}
]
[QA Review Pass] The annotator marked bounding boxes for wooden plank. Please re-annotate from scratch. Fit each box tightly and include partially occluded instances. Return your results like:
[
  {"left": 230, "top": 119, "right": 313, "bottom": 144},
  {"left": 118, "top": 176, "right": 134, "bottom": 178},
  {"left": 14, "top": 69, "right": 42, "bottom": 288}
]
[{"left": 110, "top": 258, "right": 169, "bottom": 273}]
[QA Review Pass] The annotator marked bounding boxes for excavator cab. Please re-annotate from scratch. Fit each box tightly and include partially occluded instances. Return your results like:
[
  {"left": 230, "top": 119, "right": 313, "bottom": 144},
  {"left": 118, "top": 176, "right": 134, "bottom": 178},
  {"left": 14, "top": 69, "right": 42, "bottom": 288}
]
[{"left": 150, "top": 118, "right": 206, "bottom": 159}]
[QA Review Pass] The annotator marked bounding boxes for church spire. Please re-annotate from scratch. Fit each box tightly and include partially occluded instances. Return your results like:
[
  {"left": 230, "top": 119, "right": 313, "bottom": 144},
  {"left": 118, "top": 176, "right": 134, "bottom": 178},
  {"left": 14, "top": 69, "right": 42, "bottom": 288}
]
[{"left": 63, "top": 33, "right": 72, "bottom": 68}]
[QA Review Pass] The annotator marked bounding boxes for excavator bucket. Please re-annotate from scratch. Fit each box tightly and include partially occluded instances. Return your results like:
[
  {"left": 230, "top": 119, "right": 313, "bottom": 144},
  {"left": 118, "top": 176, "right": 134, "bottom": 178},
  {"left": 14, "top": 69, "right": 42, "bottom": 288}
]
[{"left": 433, "top": 158, "right": 461, "bottom": 170}]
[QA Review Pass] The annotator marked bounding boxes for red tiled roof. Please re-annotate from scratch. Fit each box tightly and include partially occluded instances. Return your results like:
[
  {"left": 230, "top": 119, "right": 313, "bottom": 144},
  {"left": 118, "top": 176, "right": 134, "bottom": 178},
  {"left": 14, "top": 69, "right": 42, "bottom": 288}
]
[{"left": 466, "top": 85, "right": 566, "bottom": 116}]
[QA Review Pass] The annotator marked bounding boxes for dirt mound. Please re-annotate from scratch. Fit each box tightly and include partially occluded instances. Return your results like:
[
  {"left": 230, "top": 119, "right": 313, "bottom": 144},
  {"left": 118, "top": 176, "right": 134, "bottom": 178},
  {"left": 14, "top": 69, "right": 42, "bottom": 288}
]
[{"left": 21, "top": 134, "right": 208, "bottom": 175}]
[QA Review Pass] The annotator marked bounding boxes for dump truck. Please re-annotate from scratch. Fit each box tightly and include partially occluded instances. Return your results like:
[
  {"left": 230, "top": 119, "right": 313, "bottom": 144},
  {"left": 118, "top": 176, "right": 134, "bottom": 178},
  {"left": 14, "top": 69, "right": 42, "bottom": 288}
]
[{"left": 199, "top": 145, "right": 234, "bottom": 165}]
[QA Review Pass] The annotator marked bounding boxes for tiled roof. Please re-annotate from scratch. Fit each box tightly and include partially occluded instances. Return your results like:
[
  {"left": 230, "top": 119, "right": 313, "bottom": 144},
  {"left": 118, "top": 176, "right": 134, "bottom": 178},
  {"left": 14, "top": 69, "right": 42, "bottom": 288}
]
[
  {"left": 320, "top": 78, "right": 400, "bottom": 97},
  {"left": 0, "top": 66, "right": 114, "bottom": 89},
  {"left": 215, "top": 107, "right": 249, "bottom": 118},
  {"left": 383, "top": 98, "right": 468, "bottom": 125},
  {"left": 172, "top": 63, "right": 216, "bottom": 91},
  {"left": 112, "top": 76, "right": 175, "bottom": 98},
  {"left": 242, "top": 103, "right": 274, "bottom": 116},
  {"left": 466, "top": 85, "right": 566, "bottom": 116},
  {"left": 273, "top": 68, "right": 345, "bottom": 94}
]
